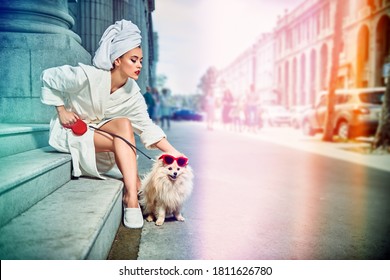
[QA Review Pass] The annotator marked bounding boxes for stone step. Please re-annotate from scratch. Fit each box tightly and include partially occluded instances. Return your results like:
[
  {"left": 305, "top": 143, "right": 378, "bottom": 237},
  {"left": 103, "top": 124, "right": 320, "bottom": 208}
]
[
  {"left": 0, "top": 124, "right": 50, "bottom": 158},
  {"left": 0, "top": 177, "right": 123, "bottom": 260},
  {"left": 0, "top": 146, "right": 71, "bottom": 227}
]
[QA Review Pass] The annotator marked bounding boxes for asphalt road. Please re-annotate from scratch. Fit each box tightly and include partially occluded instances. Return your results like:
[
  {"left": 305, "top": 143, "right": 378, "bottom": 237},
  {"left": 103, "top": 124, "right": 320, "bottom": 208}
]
[{"left": 110, "top": 121, "right": 390, "bottom": 260}]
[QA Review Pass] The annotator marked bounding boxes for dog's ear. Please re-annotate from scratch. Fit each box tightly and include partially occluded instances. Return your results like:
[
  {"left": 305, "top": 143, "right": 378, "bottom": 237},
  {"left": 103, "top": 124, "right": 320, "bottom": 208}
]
[{"left": 156, "top": 154, "right": 165, "bottom": 163}]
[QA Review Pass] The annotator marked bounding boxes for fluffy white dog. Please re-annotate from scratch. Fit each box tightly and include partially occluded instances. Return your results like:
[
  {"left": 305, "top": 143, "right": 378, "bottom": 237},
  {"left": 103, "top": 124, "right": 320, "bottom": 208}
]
[{"left": 139, "top": 154, "right": 194, "bottom": 226}]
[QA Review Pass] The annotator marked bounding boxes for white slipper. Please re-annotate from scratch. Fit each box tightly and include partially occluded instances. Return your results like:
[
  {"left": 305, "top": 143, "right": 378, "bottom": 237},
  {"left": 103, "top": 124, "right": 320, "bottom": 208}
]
[{"left": 123, "top": 206, "right": 144, "bottom": 229}]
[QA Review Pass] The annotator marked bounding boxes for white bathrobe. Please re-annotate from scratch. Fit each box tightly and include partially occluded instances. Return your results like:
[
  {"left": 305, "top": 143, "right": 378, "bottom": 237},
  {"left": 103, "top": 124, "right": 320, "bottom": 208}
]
[{"left": 41, "top": 63, "right": 166, "bottom": 179}]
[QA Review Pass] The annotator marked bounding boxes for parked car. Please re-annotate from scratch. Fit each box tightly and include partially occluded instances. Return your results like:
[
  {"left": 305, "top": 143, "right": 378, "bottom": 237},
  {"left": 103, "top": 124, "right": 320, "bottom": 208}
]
[
  {"left": 290, "top": 105, "right": 311, "bottom": 129},
  {"left": 171, "top": 109, "right": 204, "bottom": 121},
  {"left": 262, "top": 105, "right": 291, "bottom": 126},
  {"left": 301, "top": 87, "right": 385, "bottom": 139}
]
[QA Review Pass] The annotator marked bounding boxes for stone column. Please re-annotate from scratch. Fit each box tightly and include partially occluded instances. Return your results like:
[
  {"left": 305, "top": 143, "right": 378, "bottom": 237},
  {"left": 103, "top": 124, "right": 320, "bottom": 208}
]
[
  {"left": 0, "top": 0, "right": 91, "bottom": 123},
  {"left": 78, "top": 0, "right": 114, "bottom": 55}
]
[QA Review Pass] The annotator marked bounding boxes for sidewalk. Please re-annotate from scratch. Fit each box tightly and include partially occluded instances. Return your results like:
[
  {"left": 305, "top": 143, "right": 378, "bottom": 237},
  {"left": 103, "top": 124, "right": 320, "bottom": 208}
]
[{"left": 210, "top": 123, "right": 390, "bottom": 173}]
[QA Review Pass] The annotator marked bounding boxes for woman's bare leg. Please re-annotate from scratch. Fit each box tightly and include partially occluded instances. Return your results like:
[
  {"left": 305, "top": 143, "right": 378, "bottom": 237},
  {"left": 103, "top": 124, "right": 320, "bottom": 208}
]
[{"left": 93, "top": 118, "right": 139, "bottom": 208}]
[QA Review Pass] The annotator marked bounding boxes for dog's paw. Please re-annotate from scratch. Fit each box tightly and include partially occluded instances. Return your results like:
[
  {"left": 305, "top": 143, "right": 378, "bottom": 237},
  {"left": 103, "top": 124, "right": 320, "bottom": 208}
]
[
  {"left": 175, "top": 214, "right": 185, "bottom": 222},
  {"left": 146, "top": 214, "right": 154, "bottom": 222},
  {"left": 155, "top": 218, "right": 165, "bottom": 226}
]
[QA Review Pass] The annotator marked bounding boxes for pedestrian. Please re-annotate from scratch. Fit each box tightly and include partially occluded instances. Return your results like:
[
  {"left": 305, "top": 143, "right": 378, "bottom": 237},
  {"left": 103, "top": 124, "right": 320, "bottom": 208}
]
[
  {"left": 245, "top": 84, "right": 259, "bottom": 133},
  {"left": 152, "top": 87, "right": 161, "bottom": 125},
  {"left": 160, "top": 88, "right": 171, "bottom": 129},
  {"left": 40, "top": 19, "right": 183, "bottom": 229},
  {"left": 221, "top": 87, "right": 234, "bottom": 130},
  {"left": 143, "top": 86, "right": 155, "bottom": 120},
  {"left": 256, "top": 103, "right": 264, "bottom": 130},
  {"left": 230, "top": 97, "right": 245, "bottom": 133}
]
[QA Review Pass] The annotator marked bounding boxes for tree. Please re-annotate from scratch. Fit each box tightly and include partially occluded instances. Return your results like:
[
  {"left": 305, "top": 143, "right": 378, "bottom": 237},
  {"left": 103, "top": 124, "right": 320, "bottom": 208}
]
[
  {"left": 322, "top": 0, "right": 345, "bottom": 142},
  {"left": 198, "top": 66, "right": 218, "bottom": 112},
  {"left": 198, "top": 66, "right": 218, "bottom": 96},
  {"left": 373, "top": 77, "right": 390, "bottom": 151},
  {"left": 156, "top": 74, "right": 167, "bottom": 89}
]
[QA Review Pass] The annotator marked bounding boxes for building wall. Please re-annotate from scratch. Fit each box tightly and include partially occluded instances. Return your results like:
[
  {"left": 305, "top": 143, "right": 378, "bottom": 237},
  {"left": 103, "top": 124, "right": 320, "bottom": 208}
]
[
  {"left": 0, "top": 0, "right": 91, "bottom": 123},
  {"left": 275, "top": 0, "right": 334, "bottom": 107},
  {"left": 215, "top": 0, "right": 390, "bottom": 109},
  {"left": 218, "top": 46, "right": 255, "bottom": 100},
  {"left": 254, "top": 33, "right": 275, "bottom": 104},
  {"left": 69, "top": 0, "right": 157, "bottom": 92},
  {"left": 217, "top": 33, "right": 276, "bottom": 104},
  {"left": 274, "top": 0, "right": 390, "bottom": 108},
  {"left": 0, "top": 0, "right": 157, "bottom": 123}
]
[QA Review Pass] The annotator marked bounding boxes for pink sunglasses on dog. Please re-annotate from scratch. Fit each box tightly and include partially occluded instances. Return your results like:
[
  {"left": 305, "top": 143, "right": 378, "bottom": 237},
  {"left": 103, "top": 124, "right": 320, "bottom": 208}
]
[{"left": 159, "top": 154, "right": 189, "bottom": 167}]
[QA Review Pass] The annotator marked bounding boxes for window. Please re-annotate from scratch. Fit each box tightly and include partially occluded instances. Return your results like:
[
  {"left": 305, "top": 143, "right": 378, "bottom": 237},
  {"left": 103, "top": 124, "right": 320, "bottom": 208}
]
[
  {"left": 359, "top": 91, "right": 384, "bottom": 104},
  {"left": 323, "top": 4, "right": 330, "bottom": 29}
]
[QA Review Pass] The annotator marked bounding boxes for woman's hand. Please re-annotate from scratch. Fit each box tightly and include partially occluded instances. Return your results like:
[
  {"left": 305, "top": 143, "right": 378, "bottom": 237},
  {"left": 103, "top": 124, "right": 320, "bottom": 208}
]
[
  {"left": 162, "top": 147, "right": 184, "bottom": 158},
  {"left": 170, "top": 150, "right": 186, "bottom": 159},
  {"left": 155, "top": 138, "right": 184, "bottom": 158},
  {"left": 56, "top": 106, "right": 79, "bottom": 126}
]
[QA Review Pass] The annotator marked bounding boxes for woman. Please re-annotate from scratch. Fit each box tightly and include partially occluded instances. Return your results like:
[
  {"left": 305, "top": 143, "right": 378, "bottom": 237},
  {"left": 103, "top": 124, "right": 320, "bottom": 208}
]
[
  {"left": 221, "top": 88, "right": 233, "bottom": 130},
  {"left": 160, "top": 89, "right": 171, "bottom": 130},
  {"left": 40, "top": 20, "right": 181, "bottom": 229}
]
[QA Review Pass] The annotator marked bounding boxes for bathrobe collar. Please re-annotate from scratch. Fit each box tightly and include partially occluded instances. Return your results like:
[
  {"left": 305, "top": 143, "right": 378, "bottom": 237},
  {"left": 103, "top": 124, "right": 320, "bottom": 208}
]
[{"left": 79, "top": 63, "right": 111, "bottom": 121}]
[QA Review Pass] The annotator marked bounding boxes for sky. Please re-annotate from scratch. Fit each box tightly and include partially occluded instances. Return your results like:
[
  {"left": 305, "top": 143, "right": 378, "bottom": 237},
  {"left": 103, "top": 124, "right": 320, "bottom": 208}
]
[{"left": 153, "top": 0, "right": 303, "bottom": 95}]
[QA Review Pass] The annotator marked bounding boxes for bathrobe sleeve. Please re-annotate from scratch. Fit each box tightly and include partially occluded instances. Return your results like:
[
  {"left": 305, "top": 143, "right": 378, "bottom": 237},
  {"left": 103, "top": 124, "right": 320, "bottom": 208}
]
[
  {"left": 40, "top": 65, "right": 89, "bottom": 106},
  {"left": 127, "top": 87, "right": 167, "bottom": 149}
]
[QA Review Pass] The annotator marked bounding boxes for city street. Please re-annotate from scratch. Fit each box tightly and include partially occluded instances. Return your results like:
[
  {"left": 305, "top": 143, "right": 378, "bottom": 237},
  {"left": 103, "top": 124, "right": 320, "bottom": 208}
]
[{"left": 112, "top": 121, "right": 390, "bottom": 260}]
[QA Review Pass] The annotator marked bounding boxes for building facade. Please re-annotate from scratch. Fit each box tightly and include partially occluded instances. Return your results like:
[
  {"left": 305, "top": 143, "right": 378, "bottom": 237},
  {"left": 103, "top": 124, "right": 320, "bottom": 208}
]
[
  {"left": 253, "top": 33, "right": 276, "bottom": 104},
  {"left": 218, "top": 46, "right": 255, "bottom": 99},
  {"left": 274, "top": 0, "right": 390, "bottom": 108},
  {"left": 0, "top": 0, "right": 157, "bottom": 123},
  {"left": 218, "top": 33, "right": 276, "bottom": 104},
  {"left": 214, "top": 0, "right": 390, "bottom": 109}
]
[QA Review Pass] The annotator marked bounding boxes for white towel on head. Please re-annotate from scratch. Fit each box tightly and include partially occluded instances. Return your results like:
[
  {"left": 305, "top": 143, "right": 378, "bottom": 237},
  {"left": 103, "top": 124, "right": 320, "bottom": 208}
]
[{"left": 92, "top": 20, "right": 142, "bottom": 70}]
